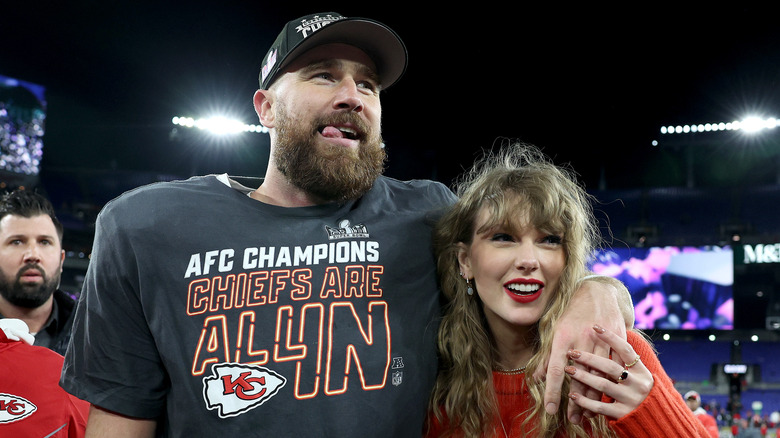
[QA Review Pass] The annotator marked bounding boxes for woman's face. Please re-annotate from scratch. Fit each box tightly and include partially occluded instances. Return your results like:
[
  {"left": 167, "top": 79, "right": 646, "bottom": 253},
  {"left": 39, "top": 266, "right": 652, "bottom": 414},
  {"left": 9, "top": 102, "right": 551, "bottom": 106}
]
[{"left": 458, "top": 205, "right": 566, "bottom": 333}]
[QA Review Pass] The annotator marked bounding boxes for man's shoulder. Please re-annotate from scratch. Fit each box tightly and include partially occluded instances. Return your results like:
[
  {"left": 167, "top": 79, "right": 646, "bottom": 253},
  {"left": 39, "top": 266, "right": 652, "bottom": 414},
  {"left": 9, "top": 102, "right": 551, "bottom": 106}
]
[
  {"left": 371, "top": 176, "right": 456, "bottom": 205},
  {"left": 375, "top": 175, "right": 448, "bottom": 189},
  {"left": 0, "top": 324, "right": 65, "bottom": 365},
  {"left": 696, "top": 411, "right": 717, "bottom": 421},
  {"left": 93, "top": 175, "right": 235, "bottom": 232},
  {"left": 118, "top": 174, "right": 221, "bottom": 199},
  {"left": 101, "top": 175, "right": 225, "bottom": 212}
]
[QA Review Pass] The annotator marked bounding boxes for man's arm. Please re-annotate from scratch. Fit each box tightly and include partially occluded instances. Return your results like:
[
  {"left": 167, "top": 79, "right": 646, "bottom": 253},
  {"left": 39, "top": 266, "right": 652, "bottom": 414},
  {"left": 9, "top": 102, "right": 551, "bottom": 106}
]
[
  {"left": 582, "top": 275, "right": 634, "bottom": 330},
  {"left": 85, "top": 405, "right": 157, "bottom": 438},
  {"left": 535, "top": 277, "right": 633, "bottom": 423}
]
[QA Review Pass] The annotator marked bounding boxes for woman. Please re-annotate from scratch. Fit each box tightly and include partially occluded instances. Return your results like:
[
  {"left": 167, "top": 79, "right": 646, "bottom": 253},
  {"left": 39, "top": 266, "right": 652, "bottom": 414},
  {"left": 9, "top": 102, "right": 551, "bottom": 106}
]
[{"left": 426, "top": 143, "right": 709, "bottom": 437}]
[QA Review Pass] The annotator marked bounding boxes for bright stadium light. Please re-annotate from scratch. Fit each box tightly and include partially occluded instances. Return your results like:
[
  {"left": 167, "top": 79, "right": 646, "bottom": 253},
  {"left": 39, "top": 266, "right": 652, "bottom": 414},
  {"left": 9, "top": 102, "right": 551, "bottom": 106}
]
[
  {"left": 171, "top": 116, "right": 269, "bottom": 136},
  {"left": 199, "top": 116, "right": 244, "bottom": 135},
  {"left": 659, "top": 116, "right": 778, "bottom": 136},
  {"left": 741, "top": 116, "right": 778, "bottom": 133}
]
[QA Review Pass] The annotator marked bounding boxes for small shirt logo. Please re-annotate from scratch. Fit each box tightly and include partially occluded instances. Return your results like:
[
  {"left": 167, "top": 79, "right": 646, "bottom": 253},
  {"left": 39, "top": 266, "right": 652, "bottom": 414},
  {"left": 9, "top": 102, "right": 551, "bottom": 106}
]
[
  {"left": 0, "top": 393, "right": 37, "bottom": 424},
  {"left": 203, "top": 363, "right": 287, "bottom": 418},
  {"left": 391, "top": 357, "right": 404, "bottom": 386},
  {"left": 326, "top": 219, "right": 369, "bottom": 240},
  {"left": 392, "top": 371, "right": 403, "bottom": 387}
]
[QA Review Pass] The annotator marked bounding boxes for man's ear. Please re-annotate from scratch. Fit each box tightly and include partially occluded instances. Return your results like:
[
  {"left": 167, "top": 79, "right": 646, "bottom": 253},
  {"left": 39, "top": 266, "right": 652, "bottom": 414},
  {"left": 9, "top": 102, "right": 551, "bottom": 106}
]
[{"left": 253, "top": 89, "right": 275, "bottom": 128}]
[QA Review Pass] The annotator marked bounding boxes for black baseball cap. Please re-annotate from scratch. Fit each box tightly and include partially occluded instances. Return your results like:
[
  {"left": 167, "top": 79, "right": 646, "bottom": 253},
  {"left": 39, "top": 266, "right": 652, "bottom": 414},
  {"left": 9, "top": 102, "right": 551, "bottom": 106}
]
[{"left": 259, "top": 12, "right": 407, "bottom": 90}]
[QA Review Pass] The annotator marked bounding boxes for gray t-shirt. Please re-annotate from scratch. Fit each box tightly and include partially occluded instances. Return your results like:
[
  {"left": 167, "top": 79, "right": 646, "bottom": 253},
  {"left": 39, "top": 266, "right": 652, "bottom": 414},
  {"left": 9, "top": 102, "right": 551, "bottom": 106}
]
[{"left": 61, "top": 174, "right": 455, "bottom": 437}]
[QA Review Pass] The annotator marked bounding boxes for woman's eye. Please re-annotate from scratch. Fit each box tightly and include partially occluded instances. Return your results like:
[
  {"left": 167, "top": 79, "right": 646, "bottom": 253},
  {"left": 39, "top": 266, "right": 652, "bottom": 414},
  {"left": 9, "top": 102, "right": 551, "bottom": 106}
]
[
  {"left": 542, "top": 235, "right": 563, "bottom": 245},
  {"left": 490, "top": 233, "right": 513, "bottom": 242}
]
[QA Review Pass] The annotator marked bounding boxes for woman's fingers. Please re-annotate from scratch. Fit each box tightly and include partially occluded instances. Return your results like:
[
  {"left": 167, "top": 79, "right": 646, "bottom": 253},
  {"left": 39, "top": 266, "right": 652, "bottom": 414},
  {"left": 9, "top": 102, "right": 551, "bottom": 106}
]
[
  {"left": 564, "top": 325, "right": 654, "bottom": 419},
  {"left": 592, "top": 324, "right": 636, "bottom": 367},
  {"left": 568, "top": 390, "right": 629, "bottom": 419}
]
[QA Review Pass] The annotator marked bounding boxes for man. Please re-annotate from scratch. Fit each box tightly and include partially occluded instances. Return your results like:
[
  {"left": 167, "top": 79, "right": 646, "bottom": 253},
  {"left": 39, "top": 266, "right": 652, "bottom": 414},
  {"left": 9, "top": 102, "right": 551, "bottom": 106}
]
[
  {"left": 685, "top": 390, "right": 719, "bottom": 438},
  {"left": 0, "top": 189, "right": 74, "bottom": 355},
  {"left": 0, "top": 318, "right": 89, "bottom": 437},
  {"left": 734, "top": 417, "right": 762, "bottom": 438},
  {"left": 61, "top": 12, "right": 631, "bottom": 436}
]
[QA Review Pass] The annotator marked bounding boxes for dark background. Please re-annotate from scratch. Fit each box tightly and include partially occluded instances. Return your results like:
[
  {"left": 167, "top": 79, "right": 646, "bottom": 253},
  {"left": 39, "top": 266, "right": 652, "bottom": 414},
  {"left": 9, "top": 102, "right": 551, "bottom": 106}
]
[{"left": 2, "top": 2, "right": 779, "bottom": 191}]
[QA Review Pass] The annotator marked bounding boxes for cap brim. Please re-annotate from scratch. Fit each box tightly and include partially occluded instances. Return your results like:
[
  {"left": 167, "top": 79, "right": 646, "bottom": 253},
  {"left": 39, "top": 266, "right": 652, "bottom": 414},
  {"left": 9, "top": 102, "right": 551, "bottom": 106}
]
[{"left": 276, "top": 17, "right": 407, "bottom": 90}]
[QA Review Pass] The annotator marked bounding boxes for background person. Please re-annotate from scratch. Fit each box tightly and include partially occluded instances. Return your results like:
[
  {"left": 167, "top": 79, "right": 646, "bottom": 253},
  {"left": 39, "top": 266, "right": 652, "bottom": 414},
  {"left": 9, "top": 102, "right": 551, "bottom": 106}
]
[
  {"left": 735, "top": 417, "right": 762, "bottom": 438},
  {"left": 0, "top": 318, "right": 89, "bottom": 437},
  {"left": 684, "top": 390, "right": 719, "bottom": 438},
  {"left": 426, "top": 143, "right": 710, "bottom": 437},
  {"left": 0, "top": 189, "right": 75, "bottom": 355}
]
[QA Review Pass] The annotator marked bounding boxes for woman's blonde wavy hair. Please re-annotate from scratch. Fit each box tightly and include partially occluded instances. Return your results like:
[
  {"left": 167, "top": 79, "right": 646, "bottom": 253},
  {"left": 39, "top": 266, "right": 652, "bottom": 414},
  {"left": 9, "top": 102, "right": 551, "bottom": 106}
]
[{"left": 428, "top": 141, "right": 615, "bottom": 437}]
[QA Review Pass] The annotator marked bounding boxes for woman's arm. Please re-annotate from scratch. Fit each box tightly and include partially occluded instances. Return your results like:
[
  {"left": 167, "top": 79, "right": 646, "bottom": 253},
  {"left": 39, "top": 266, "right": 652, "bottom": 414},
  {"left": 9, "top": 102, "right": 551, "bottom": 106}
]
[{"left": 567, "top": 328, "right": 711, "bottom": 438}]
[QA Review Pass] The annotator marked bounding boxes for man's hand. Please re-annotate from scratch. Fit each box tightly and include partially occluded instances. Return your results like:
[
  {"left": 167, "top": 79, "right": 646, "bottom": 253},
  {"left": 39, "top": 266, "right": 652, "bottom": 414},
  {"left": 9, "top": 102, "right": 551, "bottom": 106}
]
[{"left": 533, "top": 277, "right": 632, "bottom": 423}]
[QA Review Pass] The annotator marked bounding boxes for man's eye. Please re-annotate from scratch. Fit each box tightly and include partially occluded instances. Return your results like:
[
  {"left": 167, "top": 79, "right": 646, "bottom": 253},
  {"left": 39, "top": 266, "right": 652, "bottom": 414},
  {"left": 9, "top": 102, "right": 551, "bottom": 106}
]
[{"left": 357, "top": 81, "right": 378, "bottom": 92}]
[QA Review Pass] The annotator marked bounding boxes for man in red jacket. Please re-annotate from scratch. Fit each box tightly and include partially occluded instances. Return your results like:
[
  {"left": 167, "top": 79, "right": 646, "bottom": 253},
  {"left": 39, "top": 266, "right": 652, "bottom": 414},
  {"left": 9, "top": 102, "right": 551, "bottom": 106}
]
[
  {"left": 684, "top": 390, "right": 719, "bottom": 438},
  {"left": 0, "top": 318, "right": 89, "bottom": 437}
]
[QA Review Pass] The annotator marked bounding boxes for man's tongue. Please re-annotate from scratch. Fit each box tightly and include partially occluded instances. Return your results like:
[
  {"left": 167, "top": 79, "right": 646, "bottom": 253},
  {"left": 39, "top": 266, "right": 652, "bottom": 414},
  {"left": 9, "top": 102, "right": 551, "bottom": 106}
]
[{"left": 321, "top": 126, "right": 344, "bottom": 138}]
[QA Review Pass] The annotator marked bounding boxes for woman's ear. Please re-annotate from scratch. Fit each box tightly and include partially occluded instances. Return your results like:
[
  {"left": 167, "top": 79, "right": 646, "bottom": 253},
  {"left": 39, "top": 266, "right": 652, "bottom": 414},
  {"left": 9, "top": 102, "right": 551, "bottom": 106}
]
[{"left": 457, "top": 242, "right": 471, "bottom": 279}]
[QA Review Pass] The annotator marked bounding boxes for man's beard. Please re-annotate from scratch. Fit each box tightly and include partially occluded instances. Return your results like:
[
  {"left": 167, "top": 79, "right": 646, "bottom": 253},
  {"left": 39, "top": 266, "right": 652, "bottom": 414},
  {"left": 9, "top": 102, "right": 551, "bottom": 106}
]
[
  {"left": 273, "top": 106, "right": 386, "bottom": 203},
  {"left": 0, "top": 263, "right": 60, "bottom": 309}
]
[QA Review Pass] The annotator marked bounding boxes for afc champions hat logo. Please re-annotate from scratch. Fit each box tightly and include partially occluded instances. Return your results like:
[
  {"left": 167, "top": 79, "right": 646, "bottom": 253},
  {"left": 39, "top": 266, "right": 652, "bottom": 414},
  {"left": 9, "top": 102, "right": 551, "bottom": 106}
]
[{"left": 295, "top": 14, "right": 345, "bottom": 39}]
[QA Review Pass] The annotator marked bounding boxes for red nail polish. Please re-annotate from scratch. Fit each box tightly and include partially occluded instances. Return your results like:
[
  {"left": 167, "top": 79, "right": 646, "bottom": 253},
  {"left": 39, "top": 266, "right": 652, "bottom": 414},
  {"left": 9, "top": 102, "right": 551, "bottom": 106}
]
[
  {"left": 569, "top": 393, "right": 578, "bottom": 400},
  {"left": 564, "top": 366, "right": 576, "bottom": 375},
  {"left": 593, "top": 324, "right": 606, "bottom": 334},
  {"left": 568, "top": 349, "right": 581, "bottom": 359}
]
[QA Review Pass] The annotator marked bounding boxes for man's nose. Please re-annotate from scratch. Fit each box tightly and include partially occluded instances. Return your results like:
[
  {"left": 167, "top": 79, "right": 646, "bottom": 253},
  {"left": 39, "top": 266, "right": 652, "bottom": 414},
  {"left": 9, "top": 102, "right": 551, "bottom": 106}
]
[
  {"left": 333, "top": 78, "right": 364, "bottom": 112},
  {"left": 23, "top": 244, "right": 41, "bottom": 263}
]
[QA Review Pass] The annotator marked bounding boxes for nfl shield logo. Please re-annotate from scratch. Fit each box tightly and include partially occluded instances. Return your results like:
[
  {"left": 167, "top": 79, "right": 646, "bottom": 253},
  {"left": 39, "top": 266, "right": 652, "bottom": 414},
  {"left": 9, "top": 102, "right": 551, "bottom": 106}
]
[{"left": 392, "top": 371, "right": 403, "bottom": 386}]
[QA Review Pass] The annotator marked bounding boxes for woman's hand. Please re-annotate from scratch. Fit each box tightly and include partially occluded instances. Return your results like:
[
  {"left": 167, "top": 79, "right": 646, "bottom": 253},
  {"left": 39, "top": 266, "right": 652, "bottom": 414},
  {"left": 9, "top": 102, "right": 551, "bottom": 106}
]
[
  {"left": 537, "top": 280, "right": 629, "bottom": 424},
  {"left": 564, "top": 325, "right": 654, "bottom": 419}
]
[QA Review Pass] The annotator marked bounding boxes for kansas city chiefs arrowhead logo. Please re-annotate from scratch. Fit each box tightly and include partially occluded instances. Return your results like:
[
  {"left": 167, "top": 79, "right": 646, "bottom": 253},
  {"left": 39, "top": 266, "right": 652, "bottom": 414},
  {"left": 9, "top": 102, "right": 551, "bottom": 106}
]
[
  {"left": 203, "top": 363, "right": 286, "bottom": 418},
  {"left": 0, "top": 393, "right": 37, "bottom": 423}
]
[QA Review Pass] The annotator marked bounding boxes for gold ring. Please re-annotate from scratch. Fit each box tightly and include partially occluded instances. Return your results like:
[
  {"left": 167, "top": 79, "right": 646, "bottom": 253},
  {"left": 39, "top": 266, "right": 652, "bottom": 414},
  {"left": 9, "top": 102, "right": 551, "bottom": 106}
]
[
  {"left": 617, "top": 370, "right": 629, "bottom": 382},
  {"left": 624, "top": 355, "right": 641, "bottom": 369}
]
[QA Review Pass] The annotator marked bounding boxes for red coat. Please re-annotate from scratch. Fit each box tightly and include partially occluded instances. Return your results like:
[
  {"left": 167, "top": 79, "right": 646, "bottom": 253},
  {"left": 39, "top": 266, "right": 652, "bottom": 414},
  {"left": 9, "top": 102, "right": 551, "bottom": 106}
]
[
  {"left": 427, "top": 331, "right": 712, "bottom": 437},
  {"left": 0, "top": 329, "right": 90, "bottom": 437},
  {"left": 691, "top": 408, "right": 719, "bottom": 438}
]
